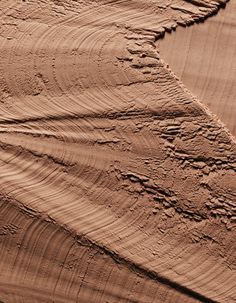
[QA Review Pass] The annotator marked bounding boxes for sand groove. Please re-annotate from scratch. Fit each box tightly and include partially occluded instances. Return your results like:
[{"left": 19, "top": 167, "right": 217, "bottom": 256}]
[{"left": 0, "top": 1, "right": 235, "bottom": 302}]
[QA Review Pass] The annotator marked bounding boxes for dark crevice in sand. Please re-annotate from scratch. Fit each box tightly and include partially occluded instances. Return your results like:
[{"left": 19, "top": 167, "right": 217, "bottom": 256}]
[
  {"left": 0, "top": 107, "right": 203, "bottom": 125},
  {"left": 0, "top": 197, "right": 217, "bottom": 303}
]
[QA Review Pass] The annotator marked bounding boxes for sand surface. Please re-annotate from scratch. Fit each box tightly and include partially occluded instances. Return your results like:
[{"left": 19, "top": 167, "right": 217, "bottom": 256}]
[
  {"left": 159, "top": 0, "right": 236, "bottom": 136},
  {"left": 0, "top": 1, "right": 235, "bottom": 302}
]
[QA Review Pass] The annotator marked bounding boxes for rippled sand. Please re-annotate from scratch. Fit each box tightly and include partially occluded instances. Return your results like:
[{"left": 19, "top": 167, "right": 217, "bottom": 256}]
[{"left": 0, "top": 1, "right": 235, "bottom": 302}]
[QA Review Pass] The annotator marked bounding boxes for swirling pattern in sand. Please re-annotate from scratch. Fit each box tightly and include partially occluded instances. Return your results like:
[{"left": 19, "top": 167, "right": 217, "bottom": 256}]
[{"left": 0, "top": 1, "right": 235, "bottom": 302}]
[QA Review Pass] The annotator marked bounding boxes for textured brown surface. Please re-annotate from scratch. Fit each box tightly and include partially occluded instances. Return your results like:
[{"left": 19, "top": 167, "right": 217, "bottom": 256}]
[
  {"left": 0, "top": 1, "right": 235, "bottom": 302},
  {"left": 159, "top": 0, "right": 236, "bottom": 136}
]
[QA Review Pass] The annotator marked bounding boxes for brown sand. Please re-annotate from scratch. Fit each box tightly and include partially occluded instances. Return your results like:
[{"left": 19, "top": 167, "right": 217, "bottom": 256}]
[
  {"left": 0, "top": 1, "right": 235, "bottom": 302},
  {"left": 159, "top": 0, "right": 236, "bottom": 136}
]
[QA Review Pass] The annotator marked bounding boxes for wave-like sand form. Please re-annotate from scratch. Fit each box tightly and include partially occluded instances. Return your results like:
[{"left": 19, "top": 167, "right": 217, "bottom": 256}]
[{"left": 0, "top": 1, "right": 235, "bottom": 302}]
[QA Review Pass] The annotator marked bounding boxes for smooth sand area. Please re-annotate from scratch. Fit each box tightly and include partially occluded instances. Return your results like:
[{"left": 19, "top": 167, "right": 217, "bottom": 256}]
[{"left": 159, "top": 1, "right": 236, "bottom": 136}]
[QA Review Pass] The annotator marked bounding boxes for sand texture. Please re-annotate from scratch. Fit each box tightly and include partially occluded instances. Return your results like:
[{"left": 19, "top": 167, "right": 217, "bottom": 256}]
[
  {"left": 159, "top": 0, "right": 236, "bottom": 136},
  {"left": 0, "top": 0, "right": 235, "bottom": 302}
]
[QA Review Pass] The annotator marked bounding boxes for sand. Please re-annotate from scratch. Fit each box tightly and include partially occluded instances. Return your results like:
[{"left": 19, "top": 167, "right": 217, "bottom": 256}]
[
  {"left": 159, "top": 0, "right": 236, "bottom": 136},
  {"left": 0, "top": 0, "right": 235, "bottom": 302}
]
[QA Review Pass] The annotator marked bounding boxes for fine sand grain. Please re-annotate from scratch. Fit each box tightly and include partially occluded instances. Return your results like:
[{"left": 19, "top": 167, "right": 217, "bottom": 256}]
[{"left": 0, "top": 1, "right": 235, "bottom": 302}]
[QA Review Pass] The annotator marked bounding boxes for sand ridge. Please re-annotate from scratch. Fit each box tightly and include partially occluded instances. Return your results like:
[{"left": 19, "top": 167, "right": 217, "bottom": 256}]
[{"left": 0, "top": 1, "right": 235, "bottom": 302}]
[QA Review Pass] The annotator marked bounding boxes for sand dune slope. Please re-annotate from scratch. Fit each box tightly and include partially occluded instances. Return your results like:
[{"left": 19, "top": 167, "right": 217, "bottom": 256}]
[
  {"left": 0, "top": 1, "right": 235, "bottom": 302},
  {"left": 159, "top": 0, "right": 236, "bottom": 136}
]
